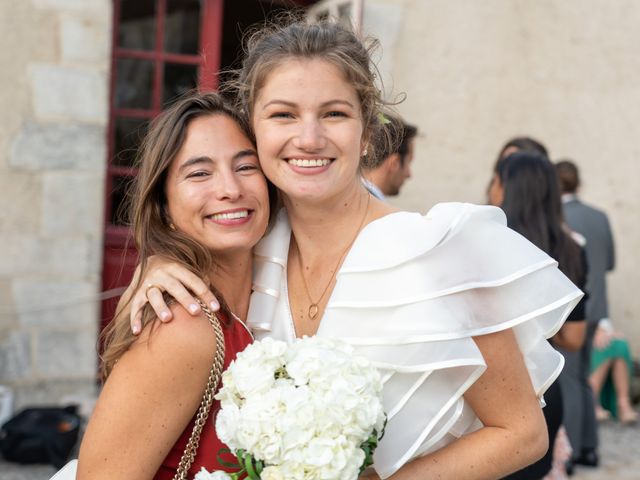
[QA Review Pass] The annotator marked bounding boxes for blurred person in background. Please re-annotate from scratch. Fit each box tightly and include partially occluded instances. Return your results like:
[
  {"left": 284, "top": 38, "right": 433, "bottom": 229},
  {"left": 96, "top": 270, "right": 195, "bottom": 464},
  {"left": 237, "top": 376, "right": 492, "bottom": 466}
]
[
  {"left": 556, "top": 161, "right": 635, "bottom": 426},
  {"left": 589, "top": 319, "right": 637, "bottom": 424},
  {"left": 491, "top": 151, "right": 588, "bottom": 480},
  {"left": 487, "top": 136, "right": 549, "bottom": 205},
  {"left": 361, "top": 115, "right": 418, "bottom": 200}
]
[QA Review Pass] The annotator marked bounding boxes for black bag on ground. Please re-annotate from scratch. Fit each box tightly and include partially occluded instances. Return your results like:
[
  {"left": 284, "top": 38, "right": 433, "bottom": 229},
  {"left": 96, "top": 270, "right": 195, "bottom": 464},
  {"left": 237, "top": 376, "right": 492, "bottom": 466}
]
[{"left": 0, "top": 405, "right": 80, "bottom": 468}]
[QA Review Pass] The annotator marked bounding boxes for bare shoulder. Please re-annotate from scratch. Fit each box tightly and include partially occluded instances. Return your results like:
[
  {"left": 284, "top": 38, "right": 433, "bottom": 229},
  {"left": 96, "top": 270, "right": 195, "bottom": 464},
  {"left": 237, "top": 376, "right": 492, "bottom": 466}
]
[{"left": 127, "top": 304, "right": 219, "bottom": 375}]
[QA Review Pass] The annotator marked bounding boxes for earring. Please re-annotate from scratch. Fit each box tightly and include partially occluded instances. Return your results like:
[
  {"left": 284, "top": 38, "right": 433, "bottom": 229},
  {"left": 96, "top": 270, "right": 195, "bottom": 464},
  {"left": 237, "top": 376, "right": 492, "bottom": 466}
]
[
  {"left": 169, "top": 222, "right": 176, "bottom": 231},
  {"left": 362, "top": 148, "right": 368, "bottom": 157}
]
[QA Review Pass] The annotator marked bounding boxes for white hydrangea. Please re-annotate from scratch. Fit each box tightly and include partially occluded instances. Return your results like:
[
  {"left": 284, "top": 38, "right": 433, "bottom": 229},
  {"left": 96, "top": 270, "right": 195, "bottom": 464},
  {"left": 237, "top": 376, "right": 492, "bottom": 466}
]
[
  {"left": 206, "top": 336, "right": 385, "bottom": 480},
  {"left": 194, "top": 467, "right": 232, "bottom": 479}
]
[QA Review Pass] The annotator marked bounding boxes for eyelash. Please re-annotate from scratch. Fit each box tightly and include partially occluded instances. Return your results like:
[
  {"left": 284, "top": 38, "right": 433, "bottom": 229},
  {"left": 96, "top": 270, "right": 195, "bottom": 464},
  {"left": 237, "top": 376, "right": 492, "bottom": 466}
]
[
  {"left": 237, "top": 164, "right": 259, "bottom": 173},
  {"left": 269, "top": 112, "right": 293, "bottom": 119},
  {"left": 268, "top": 111, "right": 348, "bottom": 119},
  {"left": 186, "top": 170, "right": 209, "bottom": 178}
]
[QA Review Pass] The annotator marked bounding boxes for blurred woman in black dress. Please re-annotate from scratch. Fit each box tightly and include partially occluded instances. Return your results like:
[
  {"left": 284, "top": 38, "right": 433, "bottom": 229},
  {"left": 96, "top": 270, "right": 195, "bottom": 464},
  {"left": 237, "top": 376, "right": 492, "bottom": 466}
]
[{"left": 491, "top": 151, "right": 588, "bottom": 479}]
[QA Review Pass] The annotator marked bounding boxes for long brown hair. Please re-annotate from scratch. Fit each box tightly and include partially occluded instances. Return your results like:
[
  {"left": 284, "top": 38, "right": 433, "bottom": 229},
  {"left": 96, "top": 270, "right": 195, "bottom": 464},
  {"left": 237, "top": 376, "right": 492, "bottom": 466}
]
[
  {"left": 100, "top": 92, "right": 256, "bottom": 378},
  {"left": 497, "top": 151, "right": 584, "bottom": 285}
]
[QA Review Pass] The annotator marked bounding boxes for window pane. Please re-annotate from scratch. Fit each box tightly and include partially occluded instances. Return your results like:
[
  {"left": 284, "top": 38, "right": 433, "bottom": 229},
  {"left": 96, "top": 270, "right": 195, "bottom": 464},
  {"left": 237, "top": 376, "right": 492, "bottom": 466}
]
[
  {"left": 163, "top": 63, "right": 199, "bottom": 106},
  {"left": 109, "top": 175, "right": 135, "bottom": 226},
  {"left": 115, "top": 58, "right": 154, "bottom": 109},
  {"left": 119, "top": 0, "right": 156, "bottom": 51},
  {"left": 113, "top": 117, "right": 148, "bottom": 168},
  {"left": 165, "top": 0, "right": 201, "bottom": 55}
]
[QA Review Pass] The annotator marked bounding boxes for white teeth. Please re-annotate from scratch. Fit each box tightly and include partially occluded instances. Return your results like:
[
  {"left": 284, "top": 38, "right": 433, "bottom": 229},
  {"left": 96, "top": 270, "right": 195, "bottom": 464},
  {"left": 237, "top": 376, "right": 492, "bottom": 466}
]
[
  {"left": 288, "top": 158, "right": 331, "bottom": 167},
  {"left": 211, "top": 210, "right": 249, "bottom": 221}
]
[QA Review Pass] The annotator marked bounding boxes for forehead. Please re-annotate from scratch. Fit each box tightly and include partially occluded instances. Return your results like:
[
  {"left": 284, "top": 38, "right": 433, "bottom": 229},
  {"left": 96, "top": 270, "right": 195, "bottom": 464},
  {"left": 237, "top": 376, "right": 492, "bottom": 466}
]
[
  {"left": 182, "top": 115, "right": 249, "bottom": 148},
  {"left": 171, "top": 115, "right": 252, "bottom": 165},
  {"left": 257, "top": 58, "right": 358, "bottom": 104}
]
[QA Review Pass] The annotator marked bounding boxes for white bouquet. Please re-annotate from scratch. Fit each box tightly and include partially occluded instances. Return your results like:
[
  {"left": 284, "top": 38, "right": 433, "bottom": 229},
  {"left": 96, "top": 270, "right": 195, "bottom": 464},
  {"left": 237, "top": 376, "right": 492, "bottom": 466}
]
[{"left": 195, "top": 336, "right": 386, "bottom": 480}]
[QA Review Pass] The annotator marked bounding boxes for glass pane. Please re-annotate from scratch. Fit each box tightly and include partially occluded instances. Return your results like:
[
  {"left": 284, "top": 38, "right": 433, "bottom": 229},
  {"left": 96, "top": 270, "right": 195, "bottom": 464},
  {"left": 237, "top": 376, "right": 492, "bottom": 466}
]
[
  {"left": 165, "top": 0, "right": 201, "bottom": 55},
  {"left": 163, "top": 63, "right": 199, "bottom": 106},
  {"left": 115, "top": 58, "right": 154, "bottom": 109},
  {"left": 113, "top": 117, "right": 149, "bottom": 167},
  {"left": 119, "top": 0, "right": 156, "bottom": 51},
  {"left": 109, "top": 175, "right": 135, "bottom": 226}
]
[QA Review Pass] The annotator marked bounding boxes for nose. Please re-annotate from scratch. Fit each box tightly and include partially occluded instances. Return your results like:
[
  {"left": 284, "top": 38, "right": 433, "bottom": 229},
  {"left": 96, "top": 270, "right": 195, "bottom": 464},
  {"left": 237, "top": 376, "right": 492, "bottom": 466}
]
[
  {"left": 293, "top": 116, "right": 326, "bottom": 151},
  {"left": 215, "top": 169, "right": 242, "bottom": 201}
]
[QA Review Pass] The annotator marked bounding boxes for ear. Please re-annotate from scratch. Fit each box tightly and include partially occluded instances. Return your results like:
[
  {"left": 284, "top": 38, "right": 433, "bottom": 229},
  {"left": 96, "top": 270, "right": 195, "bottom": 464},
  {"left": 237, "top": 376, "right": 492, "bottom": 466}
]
[{"left": 385, "top": 153, "right": 402, "bottom": 172}]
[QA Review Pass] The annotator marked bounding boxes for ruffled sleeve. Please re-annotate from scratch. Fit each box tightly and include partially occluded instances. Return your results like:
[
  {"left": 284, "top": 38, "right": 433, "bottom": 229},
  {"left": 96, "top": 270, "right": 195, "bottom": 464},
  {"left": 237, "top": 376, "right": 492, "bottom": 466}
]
[{"left": 248, "top": 203, "right": 583, "bottom": 479}]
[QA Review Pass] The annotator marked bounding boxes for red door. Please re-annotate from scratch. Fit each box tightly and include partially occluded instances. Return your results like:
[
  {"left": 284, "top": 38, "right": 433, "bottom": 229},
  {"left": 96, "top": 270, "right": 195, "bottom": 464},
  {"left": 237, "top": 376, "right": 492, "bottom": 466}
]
[{"left": 101, "top": 0, "right": 223, "bottom": 332}]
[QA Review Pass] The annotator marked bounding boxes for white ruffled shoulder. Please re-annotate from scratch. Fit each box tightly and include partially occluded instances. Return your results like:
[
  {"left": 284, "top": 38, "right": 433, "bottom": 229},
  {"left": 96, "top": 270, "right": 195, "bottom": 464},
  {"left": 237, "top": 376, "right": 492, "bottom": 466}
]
[{"left": 247, "top": 202, "right": 583, "bottom": 479}]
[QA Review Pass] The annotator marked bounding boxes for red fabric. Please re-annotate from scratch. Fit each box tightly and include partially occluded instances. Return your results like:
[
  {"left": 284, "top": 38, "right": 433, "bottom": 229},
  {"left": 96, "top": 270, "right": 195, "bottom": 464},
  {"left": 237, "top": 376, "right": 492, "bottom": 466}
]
[{"left": 154, "top": 312, "right": 252, "bottom": 479}]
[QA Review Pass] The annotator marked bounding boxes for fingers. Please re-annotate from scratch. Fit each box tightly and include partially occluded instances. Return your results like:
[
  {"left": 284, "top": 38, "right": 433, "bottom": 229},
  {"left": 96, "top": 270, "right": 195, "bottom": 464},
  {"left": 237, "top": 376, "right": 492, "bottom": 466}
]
[
  {"left": 160, "top": 276, "right": 201, "bottom": 316},
  {"left": 176, "top": 270, "right": 220, "bottom": 312},
  {"left": 127, "top": 257, "right": 220, "bottom": 334},
  {"left": 129, "top": 290, "right": 147, "bottom": 335},
  {"left": 146, "top": 287, "right": 172, "bottom": 322},
  {"left": 160, "top": 266, "right": 219, "bottom": 312}
]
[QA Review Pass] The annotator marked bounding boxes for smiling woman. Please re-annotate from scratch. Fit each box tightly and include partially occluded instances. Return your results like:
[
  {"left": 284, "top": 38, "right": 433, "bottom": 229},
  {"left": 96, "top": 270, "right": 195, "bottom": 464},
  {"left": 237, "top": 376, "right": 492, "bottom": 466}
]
[
  {"left": 165, "top": 115, "right": 269, "bottom": 255},
  {"left": 127, "top": 19, "right": 584, "bottom": 480},
  {"left": 76, "top": 92, "right": 271, "bottom": 480}
]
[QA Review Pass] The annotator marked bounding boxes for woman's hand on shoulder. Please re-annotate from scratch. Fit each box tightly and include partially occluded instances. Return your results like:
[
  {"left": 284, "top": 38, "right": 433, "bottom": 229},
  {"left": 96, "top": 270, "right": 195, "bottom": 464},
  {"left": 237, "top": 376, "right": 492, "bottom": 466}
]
[{"left": 130, "top": 255, "right": 220, "bottom": 334}]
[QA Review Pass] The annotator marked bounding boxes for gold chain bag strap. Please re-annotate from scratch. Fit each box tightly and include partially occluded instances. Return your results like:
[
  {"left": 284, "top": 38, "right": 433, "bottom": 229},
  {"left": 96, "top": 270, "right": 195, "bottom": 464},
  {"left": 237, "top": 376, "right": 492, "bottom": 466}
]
[{"left": 173, "top": 300, "right": 226, "bottom": 480}]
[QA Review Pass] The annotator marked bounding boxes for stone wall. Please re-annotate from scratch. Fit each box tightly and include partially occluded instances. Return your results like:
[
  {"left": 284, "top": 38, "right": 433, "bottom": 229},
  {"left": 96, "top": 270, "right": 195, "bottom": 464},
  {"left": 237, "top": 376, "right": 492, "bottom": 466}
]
[
  {"left": 364, "top": 0, "right": 640, "bottom": 352},
  {"left": 0, "top": 0, "right": 110, "bottom": 409}
]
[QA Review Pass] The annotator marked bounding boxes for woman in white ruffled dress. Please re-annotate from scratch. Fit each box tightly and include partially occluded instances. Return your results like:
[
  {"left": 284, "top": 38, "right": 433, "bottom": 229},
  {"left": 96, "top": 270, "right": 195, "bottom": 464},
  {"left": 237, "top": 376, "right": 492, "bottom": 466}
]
[{"left": 124, "top": 19, "right": 583, "bottom": 479}]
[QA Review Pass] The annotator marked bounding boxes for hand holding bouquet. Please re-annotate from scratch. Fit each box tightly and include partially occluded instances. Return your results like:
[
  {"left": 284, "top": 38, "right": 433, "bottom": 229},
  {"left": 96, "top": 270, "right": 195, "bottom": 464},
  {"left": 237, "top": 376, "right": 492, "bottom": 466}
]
[{"left": 196, "top": 336, "right": 386, "bottom": 480}]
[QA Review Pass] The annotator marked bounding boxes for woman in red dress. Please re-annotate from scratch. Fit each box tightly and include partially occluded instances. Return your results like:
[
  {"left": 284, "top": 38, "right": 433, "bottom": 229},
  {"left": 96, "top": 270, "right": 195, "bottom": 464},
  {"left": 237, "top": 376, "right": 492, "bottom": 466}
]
[{"left": 77, "top": 92, "right": 273, "bottom": 479}]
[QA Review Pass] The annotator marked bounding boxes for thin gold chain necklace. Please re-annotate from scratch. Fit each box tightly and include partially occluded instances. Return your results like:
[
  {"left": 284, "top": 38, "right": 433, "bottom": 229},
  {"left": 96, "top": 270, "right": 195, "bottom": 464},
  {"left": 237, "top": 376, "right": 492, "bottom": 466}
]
[{"left": 293, "top": 193, "right": 371, "bottom": 321}]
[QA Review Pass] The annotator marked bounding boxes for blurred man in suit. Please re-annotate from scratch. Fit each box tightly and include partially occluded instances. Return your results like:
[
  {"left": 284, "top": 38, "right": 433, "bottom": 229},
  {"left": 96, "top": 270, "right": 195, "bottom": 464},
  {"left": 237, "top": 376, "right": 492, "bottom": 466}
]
[
  {"left": 556, "top": 159, "right": 616, "bottom": 472},
  {"left": 362, "top": 117, "right": 418, "bottom": 200}
]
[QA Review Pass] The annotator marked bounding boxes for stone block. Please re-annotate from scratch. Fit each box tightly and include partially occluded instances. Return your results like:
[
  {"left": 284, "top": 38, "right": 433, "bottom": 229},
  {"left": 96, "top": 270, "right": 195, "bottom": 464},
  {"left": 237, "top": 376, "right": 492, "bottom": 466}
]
[
  {"left": 11, "top": 378, "right": 98, "bottom": 412},
  {"left": 0, "top": 170, "right": 41, "bottom": 233},
  {"left": 0, "top": 234, "right": 94, "bottom": 277},
  {"left": 0, "top": 331, "right": 33, "bottom": 381},
  {"left": 12, "top": 279, "right": 98, "bottom": 328},
  {"left": 35, "top": 328, "right": 97, "bottom": 377},
  {"left": 60, "top": 13, "right": 110, "bottom": 63},
  {"left": 9, "top": 121, "right": 106, "bottom": 171},
  {"left": 30, "top": 64, "right": 108, "bottom": 123},
  {"left": 42, "top": 172, "right": 105, "bottom": 236},
  {"left": 32, "top": 0, "right": 108, "bottom": 13}
]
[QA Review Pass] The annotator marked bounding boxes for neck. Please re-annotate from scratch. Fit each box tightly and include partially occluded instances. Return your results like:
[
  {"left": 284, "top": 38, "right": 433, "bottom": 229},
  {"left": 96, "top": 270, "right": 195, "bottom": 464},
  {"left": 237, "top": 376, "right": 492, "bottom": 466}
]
[
  {"left": 363, "top": 169, "right": 387, "bottom": 195},
  {"left": 208, "top": 250, "right": 253, "bottom": 320},
  {"left": 284, "top": 183, "right": 370, "bottom": 259}
]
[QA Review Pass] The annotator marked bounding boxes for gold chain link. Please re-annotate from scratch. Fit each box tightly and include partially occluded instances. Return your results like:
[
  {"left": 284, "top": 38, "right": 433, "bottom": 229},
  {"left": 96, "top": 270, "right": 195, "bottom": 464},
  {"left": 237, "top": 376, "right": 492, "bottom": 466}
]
[{"left": 173, "top": 299, "right": 226, "bottom": 480}]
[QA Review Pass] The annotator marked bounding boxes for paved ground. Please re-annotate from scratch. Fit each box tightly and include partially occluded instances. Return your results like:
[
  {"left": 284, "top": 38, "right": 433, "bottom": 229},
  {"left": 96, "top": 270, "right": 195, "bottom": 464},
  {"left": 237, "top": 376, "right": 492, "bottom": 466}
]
[{"left": 0, "top": 418, "right": 637, "bottom": 479}]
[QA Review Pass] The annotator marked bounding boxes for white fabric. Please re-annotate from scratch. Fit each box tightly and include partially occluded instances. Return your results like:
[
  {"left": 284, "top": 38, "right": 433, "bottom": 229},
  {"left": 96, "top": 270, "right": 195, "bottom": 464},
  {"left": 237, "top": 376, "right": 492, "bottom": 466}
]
[
  {"left": 247, "top": 202, "right": 583, "bottom": 479},
  {"left": 49, "top": 459, "right": 77, "bottom": 480}
]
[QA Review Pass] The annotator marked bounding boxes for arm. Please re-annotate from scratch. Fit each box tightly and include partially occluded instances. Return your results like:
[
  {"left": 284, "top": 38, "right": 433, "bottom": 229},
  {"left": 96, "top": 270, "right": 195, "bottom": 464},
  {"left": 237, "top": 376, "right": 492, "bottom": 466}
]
[
  {"left": 605, "top": 216, "right": 615, "bottom": 271},
  {"left": 118, "top": 255, "right": 220, "bottom": 334},
  {"left": 373, "top": 329, "right": 547, "bottom": 480},
  {"left": 552, "top": 320, "right": 587, "bottom": 351},
  {"left": 77, "top": 307, "right": 218, "bottom": 479}
]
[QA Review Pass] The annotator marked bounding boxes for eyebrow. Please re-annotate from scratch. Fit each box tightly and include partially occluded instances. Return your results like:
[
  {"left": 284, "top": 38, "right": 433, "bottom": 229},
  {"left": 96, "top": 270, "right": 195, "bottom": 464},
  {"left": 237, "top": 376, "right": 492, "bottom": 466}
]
[
  {"left": 263, "top": 99, "right": 355, "bottom": 109},
  {"left": 178, "top": 149, "right": 257, "bottom": 173}
]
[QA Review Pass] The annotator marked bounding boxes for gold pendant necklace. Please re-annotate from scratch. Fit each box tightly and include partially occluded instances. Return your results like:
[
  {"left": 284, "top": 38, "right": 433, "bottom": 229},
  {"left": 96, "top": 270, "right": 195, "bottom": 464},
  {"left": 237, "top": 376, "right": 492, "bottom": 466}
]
[{"left": 294, "top": 193, "right": 371, "bottom": 321}]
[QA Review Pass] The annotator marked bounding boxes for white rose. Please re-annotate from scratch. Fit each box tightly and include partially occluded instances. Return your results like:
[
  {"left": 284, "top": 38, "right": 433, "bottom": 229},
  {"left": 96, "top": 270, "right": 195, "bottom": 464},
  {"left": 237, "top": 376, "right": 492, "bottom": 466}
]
[
  {"left": 215, "top": 402, "right": 241, "bottom": 450},
  {"left": 260, "top": 466, "right": 286, "bottom": 480},
  {"left": 193, "top": 468, "right": 231, "bottom": 480}
]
